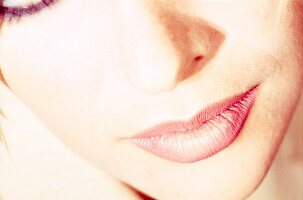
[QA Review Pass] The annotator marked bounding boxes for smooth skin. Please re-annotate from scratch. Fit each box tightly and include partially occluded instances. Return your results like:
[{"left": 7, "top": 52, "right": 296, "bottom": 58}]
[{"left": 0, "top": 0, "right": 302, "bottom": 199}]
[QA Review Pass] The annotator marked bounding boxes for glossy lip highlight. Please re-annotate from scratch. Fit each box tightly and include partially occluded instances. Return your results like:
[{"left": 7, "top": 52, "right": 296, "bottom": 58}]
[{"left": 128, "top": 85, "right": 259, "bottom": 163}]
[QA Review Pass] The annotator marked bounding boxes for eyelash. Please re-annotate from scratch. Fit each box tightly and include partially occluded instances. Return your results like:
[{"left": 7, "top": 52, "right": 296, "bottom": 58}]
[{"left": 0, "top": 0, "right": 57, "bottom": 21}]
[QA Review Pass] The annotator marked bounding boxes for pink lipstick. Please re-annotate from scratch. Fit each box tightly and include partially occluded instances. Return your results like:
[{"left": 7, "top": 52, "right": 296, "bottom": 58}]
[{"left": 129, "top": 86, "right": 258, "bottom": 163}]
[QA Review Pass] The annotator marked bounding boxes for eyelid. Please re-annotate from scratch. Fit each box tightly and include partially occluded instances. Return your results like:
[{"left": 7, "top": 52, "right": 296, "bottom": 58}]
[{"left": 0, "top": 0, "right": 58, "bottom": 21}]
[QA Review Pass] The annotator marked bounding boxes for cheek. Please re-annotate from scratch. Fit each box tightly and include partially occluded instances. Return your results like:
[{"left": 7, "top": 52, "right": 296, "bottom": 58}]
[
  {"left": 0, "top": 1, "right": 122, "bottom": 136},
  {"left": 0, "top": 0, "right": 120, "bottom": 97},
  {"left": 0, "top": 33, "right": 100, "bottom": 128},
  {"left": 0, "top": 12, "right": 113, "bottom": 145}
]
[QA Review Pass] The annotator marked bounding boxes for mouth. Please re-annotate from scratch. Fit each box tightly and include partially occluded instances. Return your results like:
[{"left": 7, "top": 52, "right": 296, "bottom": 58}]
[{"left": 128, "top": 85, "right": 259, "bottom": 163}]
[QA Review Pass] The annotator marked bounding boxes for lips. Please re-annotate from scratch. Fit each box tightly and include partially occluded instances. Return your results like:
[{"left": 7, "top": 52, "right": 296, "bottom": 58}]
[{"left": 128, "top": 86, "right": 258, "bottom": 163}]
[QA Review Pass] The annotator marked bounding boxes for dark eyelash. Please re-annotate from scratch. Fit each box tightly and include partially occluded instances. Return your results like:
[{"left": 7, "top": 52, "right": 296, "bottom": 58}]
[{"left": 0, "top": 0, "right": 57, "bottom": 21}]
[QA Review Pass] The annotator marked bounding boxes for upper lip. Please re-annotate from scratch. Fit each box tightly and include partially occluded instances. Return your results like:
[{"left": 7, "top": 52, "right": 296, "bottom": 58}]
[{"left": 128, "top": 85, "right": 259, "bottom": 163}]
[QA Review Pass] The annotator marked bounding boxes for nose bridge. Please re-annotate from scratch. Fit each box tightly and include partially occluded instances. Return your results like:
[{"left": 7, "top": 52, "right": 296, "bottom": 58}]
[
  {"left": 118, "top": 1, "right": 181, "bottom": 93},
  {"left": 117, "top": 1, "right": 224, "bottom": 94}
]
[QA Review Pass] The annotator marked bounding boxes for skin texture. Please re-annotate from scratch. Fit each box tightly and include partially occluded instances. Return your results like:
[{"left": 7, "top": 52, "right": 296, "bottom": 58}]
[{"left": 0, "top": 0, "right": 302, "bottom": 199}]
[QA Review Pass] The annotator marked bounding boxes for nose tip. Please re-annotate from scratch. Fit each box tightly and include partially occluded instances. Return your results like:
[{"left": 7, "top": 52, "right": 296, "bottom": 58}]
[
  {"left": 125, "top": 48, "right": 184, "bottom": 94},
  {"left": 119, "top": 2, "right": 224, "bottom": 94},
  {"left": 125, "top": 52, "right": 205, "bottom": 96}
]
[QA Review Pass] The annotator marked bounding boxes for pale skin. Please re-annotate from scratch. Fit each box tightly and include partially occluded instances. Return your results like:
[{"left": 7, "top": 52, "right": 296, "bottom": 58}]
[{"left": 0, "top": 0, "right": 302, "bottom": 199}]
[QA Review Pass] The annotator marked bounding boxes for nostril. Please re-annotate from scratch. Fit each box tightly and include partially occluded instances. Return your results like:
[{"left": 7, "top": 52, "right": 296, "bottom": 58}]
[{"left": 194, "top": 55, "right": 204, "bottom": 62}]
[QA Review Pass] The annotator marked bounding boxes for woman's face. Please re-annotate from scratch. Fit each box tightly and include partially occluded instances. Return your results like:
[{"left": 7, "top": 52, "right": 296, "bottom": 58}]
[{"left": 0, "top": 0, "right": 302, "bottom": 199}]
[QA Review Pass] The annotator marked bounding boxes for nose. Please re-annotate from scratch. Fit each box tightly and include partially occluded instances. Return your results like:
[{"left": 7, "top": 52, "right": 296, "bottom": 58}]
[{"left": 117, "top": 1, "right": 224, "bottom": 94}]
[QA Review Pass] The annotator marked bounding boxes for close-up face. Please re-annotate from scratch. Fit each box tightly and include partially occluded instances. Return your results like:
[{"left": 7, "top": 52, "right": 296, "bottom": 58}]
[{"left": 0, "top": 0, "right": 302, "bottom": 199}]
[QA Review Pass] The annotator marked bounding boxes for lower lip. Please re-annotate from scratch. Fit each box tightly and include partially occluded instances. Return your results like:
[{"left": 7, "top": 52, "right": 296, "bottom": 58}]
[{"left": 129, "top": 86, "right": 258, "bottom": 163}]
